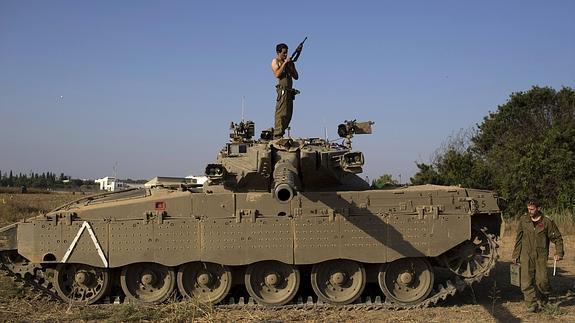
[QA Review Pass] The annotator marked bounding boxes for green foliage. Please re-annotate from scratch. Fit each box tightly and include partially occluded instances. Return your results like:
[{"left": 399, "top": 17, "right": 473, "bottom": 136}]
[
  {"left": 410, "top": 86, "right": 575, "bottom": 215},
  {"left": 0, "top": 170, "right": 93, "bottom": 190},
  {"left": 371, "top": 174, "right": 399, "bottom": 189},
  {"left": 410, "top": 163, "right": 444, "bottom": 185},
  {"left": 410, "top": 155, "right": 490, "bottom": 189}
]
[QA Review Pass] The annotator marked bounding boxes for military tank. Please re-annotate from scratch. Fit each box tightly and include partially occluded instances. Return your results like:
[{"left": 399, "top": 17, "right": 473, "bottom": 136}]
[{"left": 0, "top": 120, "right": 503, "bottom": 308}]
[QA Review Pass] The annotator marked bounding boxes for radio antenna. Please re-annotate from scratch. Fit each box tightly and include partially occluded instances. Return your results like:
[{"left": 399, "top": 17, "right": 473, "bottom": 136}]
[
  {"left": 241, "top": 96, "right": 246, "bottom": 122},
  {"left": 323, "top": 118, "right": 329, "bottom": 142}
]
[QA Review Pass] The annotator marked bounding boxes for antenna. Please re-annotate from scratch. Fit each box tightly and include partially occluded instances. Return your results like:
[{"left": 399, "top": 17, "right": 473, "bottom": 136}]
[
  {"left": 323, "top": 118, "right": 328, "bottom": 142},
  {"left": 113, "top": 161, "right": 118, "bottom": 179},
  {"left": 241, "top": 96, "right": 246, "bottom": 122}
]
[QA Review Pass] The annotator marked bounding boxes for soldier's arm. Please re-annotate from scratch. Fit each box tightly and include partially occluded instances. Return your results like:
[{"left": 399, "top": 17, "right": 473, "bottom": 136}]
[
  {"left": 288, "top": 62, "right": 299, "bottom": 80},
  {"left": 548, "top": 219, "right": 564, "bottom": 258},
  {"left": 272, "top": 58, "right": 289, "bottom": 79},
  {"left": 512, "top": 219, "right": 523, "bottom": 261}
]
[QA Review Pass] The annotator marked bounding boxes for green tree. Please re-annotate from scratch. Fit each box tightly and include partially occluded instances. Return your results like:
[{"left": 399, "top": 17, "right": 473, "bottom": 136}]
[
  {"left": 411, "top": 86, "right": 575, "bottom": 215},
  {"left": 371, "top": 174, "right": 399, "bottom": 189},
  {"left": 435, "top": 149, "right": 493, "bottom": 189},
  {"left": 410, "top": 163, "right": 444, "bottom": 185},
  {"left": 472, "top": 86, "right": 575, "bottom": 213}
]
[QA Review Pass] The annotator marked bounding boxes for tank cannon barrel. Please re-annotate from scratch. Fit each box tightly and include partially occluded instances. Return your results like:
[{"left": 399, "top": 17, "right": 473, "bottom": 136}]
[
  {"left": 273, "top": 160, "right": 298, "bottom": 203},
  {"left": 272, "top": 151, "right": 299, "bottom": 203}
]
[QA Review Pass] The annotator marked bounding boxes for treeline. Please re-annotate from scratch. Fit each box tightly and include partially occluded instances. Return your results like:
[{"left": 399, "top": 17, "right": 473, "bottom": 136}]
[
  {"left": 409, "top": 86, "right": 575, "bottom": 215},
  {"left": 0, "top": 170, "right": 92, "bottom": 189}
]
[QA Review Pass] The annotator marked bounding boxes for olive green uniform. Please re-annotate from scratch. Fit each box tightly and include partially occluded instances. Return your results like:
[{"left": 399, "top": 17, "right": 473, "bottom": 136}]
[
  {"left": 512, "top": 214, "right": 564, "bottom": 306},
  {"left": 274, "top": 62, "right": 297, "bottom": 138}
]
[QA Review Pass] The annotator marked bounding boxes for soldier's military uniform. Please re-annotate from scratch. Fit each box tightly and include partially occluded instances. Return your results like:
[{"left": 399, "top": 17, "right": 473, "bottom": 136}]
[
  {"left": 274, "top": 62, "right": 298, "bottom": 138},
  {"left": 512, "top": 213, "right": 564, "bottom": 308}
]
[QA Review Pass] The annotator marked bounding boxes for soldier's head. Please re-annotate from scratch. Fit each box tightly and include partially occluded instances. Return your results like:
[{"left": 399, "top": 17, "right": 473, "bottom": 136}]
[
  {"left": 527, "top": 198, "right": 541, "bottom": 217},
  {"left": 276, "top": 43, "right": 288, "bottom": 59}
]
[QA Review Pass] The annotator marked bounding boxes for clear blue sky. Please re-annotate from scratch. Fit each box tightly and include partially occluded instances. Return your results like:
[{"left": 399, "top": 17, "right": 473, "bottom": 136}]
[{"left": 1, "top": 1, "right": 573, "bottom": 182}]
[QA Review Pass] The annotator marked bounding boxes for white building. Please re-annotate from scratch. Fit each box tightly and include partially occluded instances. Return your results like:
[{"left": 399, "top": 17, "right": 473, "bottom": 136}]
[
  {"left": 185, "top": 175, "right": 208, "bottom": 186},
  {"left": 95, "top": 176, "right": 126, "bottom": 192}
]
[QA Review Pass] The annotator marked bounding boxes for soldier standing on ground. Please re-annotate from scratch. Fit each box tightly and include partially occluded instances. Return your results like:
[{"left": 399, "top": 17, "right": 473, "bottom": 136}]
[
  {"left": 271, "top": 43, "right": 299, "bottom": 139},
  {"left": 512, "top": 198, "right": 564, "bottom": 312}
]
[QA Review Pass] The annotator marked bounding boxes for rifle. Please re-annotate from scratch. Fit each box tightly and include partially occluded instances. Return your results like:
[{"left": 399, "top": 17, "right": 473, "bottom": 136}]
[{"left": 290, "top": 37, "right": 307, "bottom": 62}]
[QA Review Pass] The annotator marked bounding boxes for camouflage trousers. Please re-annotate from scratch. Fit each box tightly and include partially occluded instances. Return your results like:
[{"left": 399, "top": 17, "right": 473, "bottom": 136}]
[
  {"left": 521, "top": 256, "right": 551, "bottom": 306},
  {"left": 274, "top": 85, "right": 296, "bottom": 137}
]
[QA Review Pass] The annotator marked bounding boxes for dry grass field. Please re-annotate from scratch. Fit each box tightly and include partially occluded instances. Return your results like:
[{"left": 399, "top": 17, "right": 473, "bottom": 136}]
[{"left": 1, "top": 193, "right": 574, "bottom": 322}]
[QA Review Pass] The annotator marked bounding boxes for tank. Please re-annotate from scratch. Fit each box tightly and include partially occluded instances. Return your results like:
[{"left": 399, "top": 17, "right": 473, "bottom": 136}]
[{"left": 0, "top": 119, "right": 503, "bottom": 308}]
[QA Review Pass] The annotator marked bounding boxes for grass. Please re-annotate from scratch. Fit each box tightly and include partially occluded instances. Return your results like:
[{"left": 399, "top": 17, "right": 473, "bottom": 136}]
[
  {"left": 0, "top": 285, "right": 215, "bottom": 323},
  {"left": 488, "top": 280, "right": 501, "bottom": 315},
  {"left": 0, "top": 192, "right": 78, "bottom": 226},
  {"left": 0, "top": 298, "right": 215, "bottom": 322},
  {"left": 547, "top": 208, "right": 575, "bottom": 234},
  {"left": 70, "top": 303, "right": 162, "bottom": 322},
  {"left": 505, "top": 208, "right": 575, "bottom": 235},
  {"left": 0, "top": 275, "right": 24, "bottom": 300},
  {"left": 541, "top": 302, "right": 566, "bottom": 316},
  {"left": 0, "top": 187, "right": 52, "bottom": 194}
]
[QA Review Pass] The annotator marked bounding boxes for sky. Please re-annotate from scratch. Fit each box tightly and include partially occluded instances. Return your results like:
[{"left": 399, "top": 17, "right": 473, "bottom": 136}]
[{"left": 1, "top": 1, "right": 574, "bottom": 183}]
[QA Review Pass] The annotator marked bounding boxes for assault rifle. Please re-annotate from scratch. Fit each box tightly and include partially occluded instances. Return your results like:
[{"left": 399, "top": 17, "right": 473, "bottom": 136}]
[{"left": 290, "top": 37, "right": 307, "bottom": 62}]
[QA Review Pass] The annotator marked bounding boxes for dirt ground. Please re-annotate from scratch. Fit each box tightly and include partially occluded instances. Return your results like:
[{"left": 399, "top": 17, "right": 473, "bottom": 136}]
[{"left": 0, "top": 193, "right": 574, "bottom": 322}]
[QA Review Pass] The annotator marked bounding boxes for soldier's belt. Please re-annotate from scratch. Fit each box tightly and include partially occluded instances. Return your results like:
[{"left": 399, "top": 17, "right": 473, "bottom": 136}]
[{"left": 276, "top": 85, "right": 300, "bottom": 94}]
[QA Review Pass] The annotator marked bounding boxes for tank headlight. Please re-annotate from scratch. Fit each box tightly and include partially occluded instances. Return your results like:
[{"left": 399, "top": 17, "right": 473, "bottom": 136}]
[
  {"left": 205, "top": 164, "right": 227, "bottom": 179},
  {"left": 341, "top": 152, "right": 364, "bottom": 173}
]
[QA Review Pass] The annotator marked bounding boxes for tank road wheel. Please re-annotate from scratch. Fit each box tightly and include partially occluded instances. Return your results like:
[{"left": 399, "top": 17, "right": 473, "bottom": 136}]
[
  {"left": 245, "top": 260, "right": 300, "bottom": 306},
  {"left": 54, "top": 263, "right": 110, "bottom": 304},
  {"left": 120, "top": 263, "right": 176, "bottom": 304},
  {"left": 311, "top": 260, "right": 366, "bottom": 305},
  {"left": 378, "top": 258, "right": 434, "bottom": 306},
  {"left": 440, "top": 227, "right": 497, "bottom": 279},
  {"left": 177, "top": 262, "right": 232, "bottom": 305}
]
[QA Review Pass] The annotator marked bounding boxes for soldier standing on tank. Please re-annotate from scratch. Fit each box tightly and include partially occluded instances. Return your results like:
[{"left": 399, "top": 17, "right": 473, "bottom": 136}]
[
  {"left": 271, "top": 43, "right": 299, "bottom": 139},
  {"left": 512, "top": 198, "right": 564, "bottom": 313}
]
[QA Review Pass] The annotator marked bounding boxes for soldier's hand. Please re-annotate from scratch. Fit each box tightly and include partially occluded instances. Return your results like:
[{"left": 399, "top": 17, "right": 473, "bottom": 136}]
[
  {"left": 513, "top": 258, "right": 519, "bottom": 264},
  {"left": 554, "top": 255, "right": 562, "bottom": 261}
]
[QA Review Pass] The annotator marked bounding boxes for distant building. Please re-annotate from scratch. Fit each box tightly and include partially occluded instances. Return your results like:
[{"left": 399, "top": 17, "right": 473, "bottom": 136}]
[
  {"left": 185, "top": 175, "right": 208, "bottom": 186},
  {"left": 95, "top": 176, "right": 126, "bottom": 192}
]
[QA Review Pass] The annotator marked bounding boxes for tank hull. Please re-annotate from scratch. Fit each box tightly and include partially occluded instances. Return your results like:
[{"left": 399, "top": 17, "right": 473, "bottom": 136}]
[
  {"left": 0, "top": 184, "right": 502, "bottom": 307},
  {"left": 9, "top": 185, "right": 501, "bottom": 267}
]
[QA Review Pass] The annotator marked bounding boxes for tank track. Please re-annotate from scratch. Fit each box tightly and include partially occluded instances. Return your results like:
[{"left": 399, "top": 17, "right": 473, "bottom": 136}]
[
  {"left": 0, "top": 230, "right": 499, "bottom": 310},
  {"left": 0, "top": 262, "right": 60, "bottom": 302}
]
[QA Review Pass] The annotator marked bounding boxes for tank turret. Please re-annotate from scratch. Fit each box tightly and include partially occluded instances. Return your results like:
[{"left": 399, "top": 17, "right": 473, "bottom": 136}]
[{"left": 205, "top": 119, "right": 374, "bottom": 201}]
